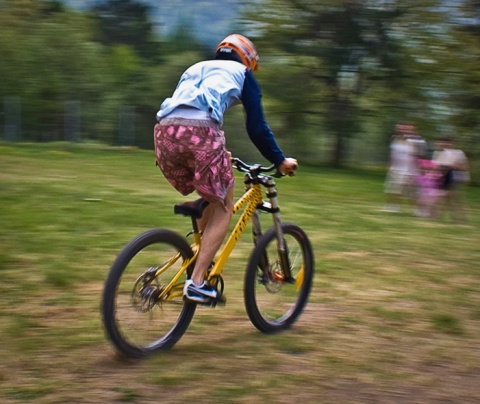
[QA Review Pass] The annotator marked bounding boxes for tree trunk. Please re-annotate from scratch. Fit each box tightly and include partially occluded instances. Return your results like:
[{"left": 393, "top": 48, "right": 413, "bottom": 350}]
[{"left": 331, "top": 133, "right": 344, "bottom": 168}]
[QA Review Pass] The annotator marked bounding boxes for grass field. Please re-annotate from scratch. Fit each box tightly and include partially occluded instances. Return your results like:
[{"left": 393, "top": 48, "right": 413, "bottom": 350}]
[{"left": 1, "top": 142, "right": 479, "bottom": 403}]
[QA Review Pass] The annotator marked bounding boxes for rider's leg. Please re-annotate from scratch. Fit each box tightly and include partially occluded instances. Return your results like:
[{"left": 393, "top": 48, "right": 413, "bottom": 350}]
[{"left": 191, "top": 187, "right": 234, "bottom": 285}]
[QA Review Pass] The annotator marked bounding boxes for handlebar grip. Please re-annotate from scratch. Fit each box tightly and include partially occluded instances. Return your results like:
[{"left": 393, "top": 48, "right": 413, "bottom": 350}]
[{"left": 275, "top": 164, "right": 297, "bottom": 177}]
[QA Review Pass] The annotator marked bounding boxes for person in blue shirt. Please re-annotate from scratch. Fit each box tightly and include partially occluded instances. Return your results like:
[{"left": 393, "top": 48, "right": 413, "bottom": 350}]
[{"left": 154, "top": 34, "right": 297, "bottom": 303}]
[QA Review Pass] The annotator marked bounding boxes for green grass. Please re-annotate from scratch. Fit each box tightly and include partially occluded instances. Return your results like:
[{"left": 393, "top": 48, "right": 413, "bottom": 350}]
[{"left": 1, "top": 142, "right": 479, "bottom": 403}]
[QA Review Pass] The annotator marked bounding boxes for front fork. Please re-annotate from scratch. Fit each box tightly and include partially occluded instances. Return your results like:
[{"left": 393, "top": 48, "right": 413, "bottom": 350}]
[{"left": 252, "top": 177, "right": 293, "bottom": 282}]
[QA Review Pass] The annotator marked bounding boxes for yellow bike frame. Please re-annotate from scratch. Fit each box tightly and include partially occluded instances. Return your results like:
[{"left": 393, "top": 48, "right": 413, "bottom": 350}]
[
  {"left": 156, "top": 181, "right": 266, "bottom": 302},
  {"left": 207, "top": 183, "right": 264, "bottom": 279}
]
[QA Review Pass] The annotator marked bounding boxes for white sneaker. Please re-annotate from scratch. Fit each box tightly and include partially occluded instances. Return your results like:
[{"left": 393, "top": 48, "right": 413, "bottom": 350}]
[{"left": 184, "top": 279, "right": 217, "bottom": 303}]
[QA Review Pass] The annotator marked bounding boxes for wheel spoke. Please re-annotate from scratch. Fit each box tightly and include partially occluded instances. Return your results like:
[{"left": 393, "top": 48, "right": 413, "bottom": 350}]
[
  {"left": 244, "top": 223, "right": 314, "bottom": 333},
  {"left": 102, "top": 229, "right": 196, "bottom": 357}
]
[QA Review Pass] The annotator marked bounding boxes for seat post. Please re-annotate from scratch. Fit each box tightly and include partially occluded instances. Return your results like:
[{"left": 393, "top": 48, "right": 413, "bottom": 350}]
[{"left": 191, "top": 217, "right": 200, "bottom": 234}]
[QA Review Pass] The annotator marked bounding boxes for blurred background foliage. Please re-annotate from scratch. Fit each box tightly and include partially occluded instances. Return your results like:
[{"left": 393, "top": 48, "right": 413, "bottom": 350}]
[{"left": 0, "top": 0, "right": 479, "bottom": 178}]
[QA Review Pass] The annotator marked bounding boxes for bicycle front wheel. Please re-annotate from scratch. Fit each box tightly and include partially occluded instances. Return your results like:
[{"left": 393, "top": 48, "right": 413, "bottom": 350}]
[
  {"left": 244, "top": 223, "right": 314, "bottom": 333},
  {"left": 102, "top": 229, "right": 196, "bottom": 358}
]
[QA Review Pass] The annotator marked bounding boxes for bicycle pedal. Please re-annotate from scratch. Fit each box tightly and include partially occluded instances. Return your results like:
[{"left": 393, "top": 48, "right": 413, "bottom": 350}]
[
  {"left": 215, "top": 295, "right": 227, "bottom": 306},
  {"left": 200, "top": 295, "right": 226, "bottom": 308}
]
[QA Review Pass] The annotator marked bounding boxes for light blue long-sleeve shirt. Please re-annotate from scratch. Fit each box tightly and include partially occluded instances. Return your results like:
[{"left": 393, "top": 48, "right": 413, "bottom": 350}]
[{"left": 157, "top": 59, "right": 285, "bottom": 166}]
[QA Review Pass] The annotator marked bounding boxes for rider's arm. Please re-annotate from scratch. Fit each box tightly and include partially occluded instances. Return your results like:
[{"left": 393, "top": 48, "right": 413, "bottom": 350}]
[{"left": 241, "top": 71, "right": 286, "bottom": 167}]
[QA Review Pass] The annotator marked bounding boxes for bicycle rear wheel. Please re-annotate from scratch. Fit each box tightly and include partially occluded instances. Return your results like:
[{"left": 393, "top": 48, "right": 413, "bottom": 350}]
[
  {"left": 244, "top": 223, "right": 314, "bottom": 333},
  {"left": 102, "top": 229, "right": 196, "bottom": 358}
]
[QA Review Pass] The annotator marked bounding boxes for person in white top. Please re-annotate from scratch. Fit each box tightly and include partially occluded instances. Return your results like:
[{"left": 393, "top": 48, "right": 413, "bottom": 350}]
[
  {"left": 383, "top": 123, "right": 418, "bottom": 213},
  {"left": 432, "top": 137, "right": 470, "bottom": 222}
]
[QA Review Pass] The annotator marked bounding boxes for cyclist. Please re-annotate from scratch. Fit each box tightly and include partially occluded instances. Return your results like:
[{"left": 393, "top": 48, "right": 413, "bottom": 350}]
[{"left": 154, "top": 34, "right": 297, "bottom": 303}]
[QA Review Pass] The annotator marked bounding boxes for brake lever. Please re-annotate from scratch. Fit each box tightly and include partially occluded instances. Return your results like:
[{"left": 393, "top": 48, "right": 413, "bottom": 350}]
[{"left": 273, "top": 170, "right": 296, "bottom": 178}]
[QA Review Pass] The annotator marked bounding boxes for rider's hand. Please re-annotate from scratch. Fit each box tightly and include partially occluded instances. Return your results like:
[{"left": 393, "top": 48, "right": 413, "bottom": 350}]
[{"left": 279, "top": 157, "right": 298, "bottom": 176}]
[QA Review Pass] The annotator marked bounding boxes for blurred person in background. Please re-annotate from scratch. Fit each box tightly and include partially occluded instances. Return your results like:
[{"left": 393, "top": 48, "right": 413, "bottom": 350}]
[
  {"left": 382, "top": 123, "right": 418, "bottom": 213},
  {"left": 404, "top": 123, "right": 428, "bottom": 216},
  {"left": 415, "top": 159, "right": 444, "bottom": 219},
  {"left": 406, "top": 124, "right": 428, "bottom": 161},
  {"left": 432, "top": 137, "right": 470, "bottom": 223},
  {"left": 153, "top": 34, "right": 297, "bottom": 303}
]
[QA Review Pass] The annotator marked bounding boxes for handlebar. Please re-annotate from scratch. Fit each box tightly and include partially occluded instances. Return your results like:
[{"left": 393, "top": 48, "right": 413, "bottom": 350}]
[
  {"left": 231, "top": 157, "right": 296, "bottom": 178},
  {"left": 232, "top": 157, "right": 274, "bottom": 173}
]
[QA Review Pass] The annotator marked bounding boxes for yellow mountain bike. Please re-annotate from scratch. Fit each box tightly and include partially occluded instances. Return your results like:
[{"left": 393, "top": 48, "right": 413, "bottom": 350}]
[{"left": 102, "top": 157, "right": 314, "bottom": 358}]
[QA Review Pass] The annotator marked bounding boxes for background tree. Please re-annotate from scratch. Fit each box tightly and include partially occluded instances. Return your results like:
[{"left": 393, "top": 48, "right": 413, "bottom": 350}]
[
  {"left": 90, "top": 0, "right": 161, "bottom": 62},
  {"left": 0, "top": 0, "right": 477, "bottom": 179},
  {"left": 244, "top": 0, "right": 431, "bottom": 167},
  {"left": 0, "top": 0, "right": 112, "bottom": 141},
  {"left": 449, "top": 0, "right": 480, "bottom": 176}
]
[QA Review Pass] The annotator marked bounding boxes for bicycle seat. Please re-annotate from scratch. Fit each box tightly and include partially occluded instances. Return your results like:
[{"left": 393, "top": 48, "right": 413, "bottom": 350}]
[{"left": 174, "top": 198, "right": 210, "bottom": 219}]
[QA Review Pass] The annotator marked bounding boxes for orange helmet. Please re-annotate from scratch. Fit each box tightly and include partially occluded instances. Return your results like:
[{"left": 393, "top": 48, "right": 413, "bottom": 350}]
[{"left": 216, "top": 34, "right": 259, "bottom": 71}]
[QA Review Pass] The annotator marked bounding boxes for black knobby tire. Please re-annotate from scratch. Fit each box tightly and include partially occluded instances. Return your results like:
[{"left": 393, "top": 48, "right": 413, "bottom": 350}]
[
  {"left": 102, "top": 229, "right": 196, "bottom": 358},
  {"left": 244, "top": 223, "right": 314, "bottom": 333}
]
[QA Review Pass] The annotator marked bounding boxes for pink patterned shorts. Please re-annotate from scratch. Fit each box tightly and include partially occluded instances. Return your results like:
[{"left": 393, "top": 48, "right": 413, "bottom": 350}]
[{"left": 154, "top": 118, "right": 234, "bottom": 203}]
